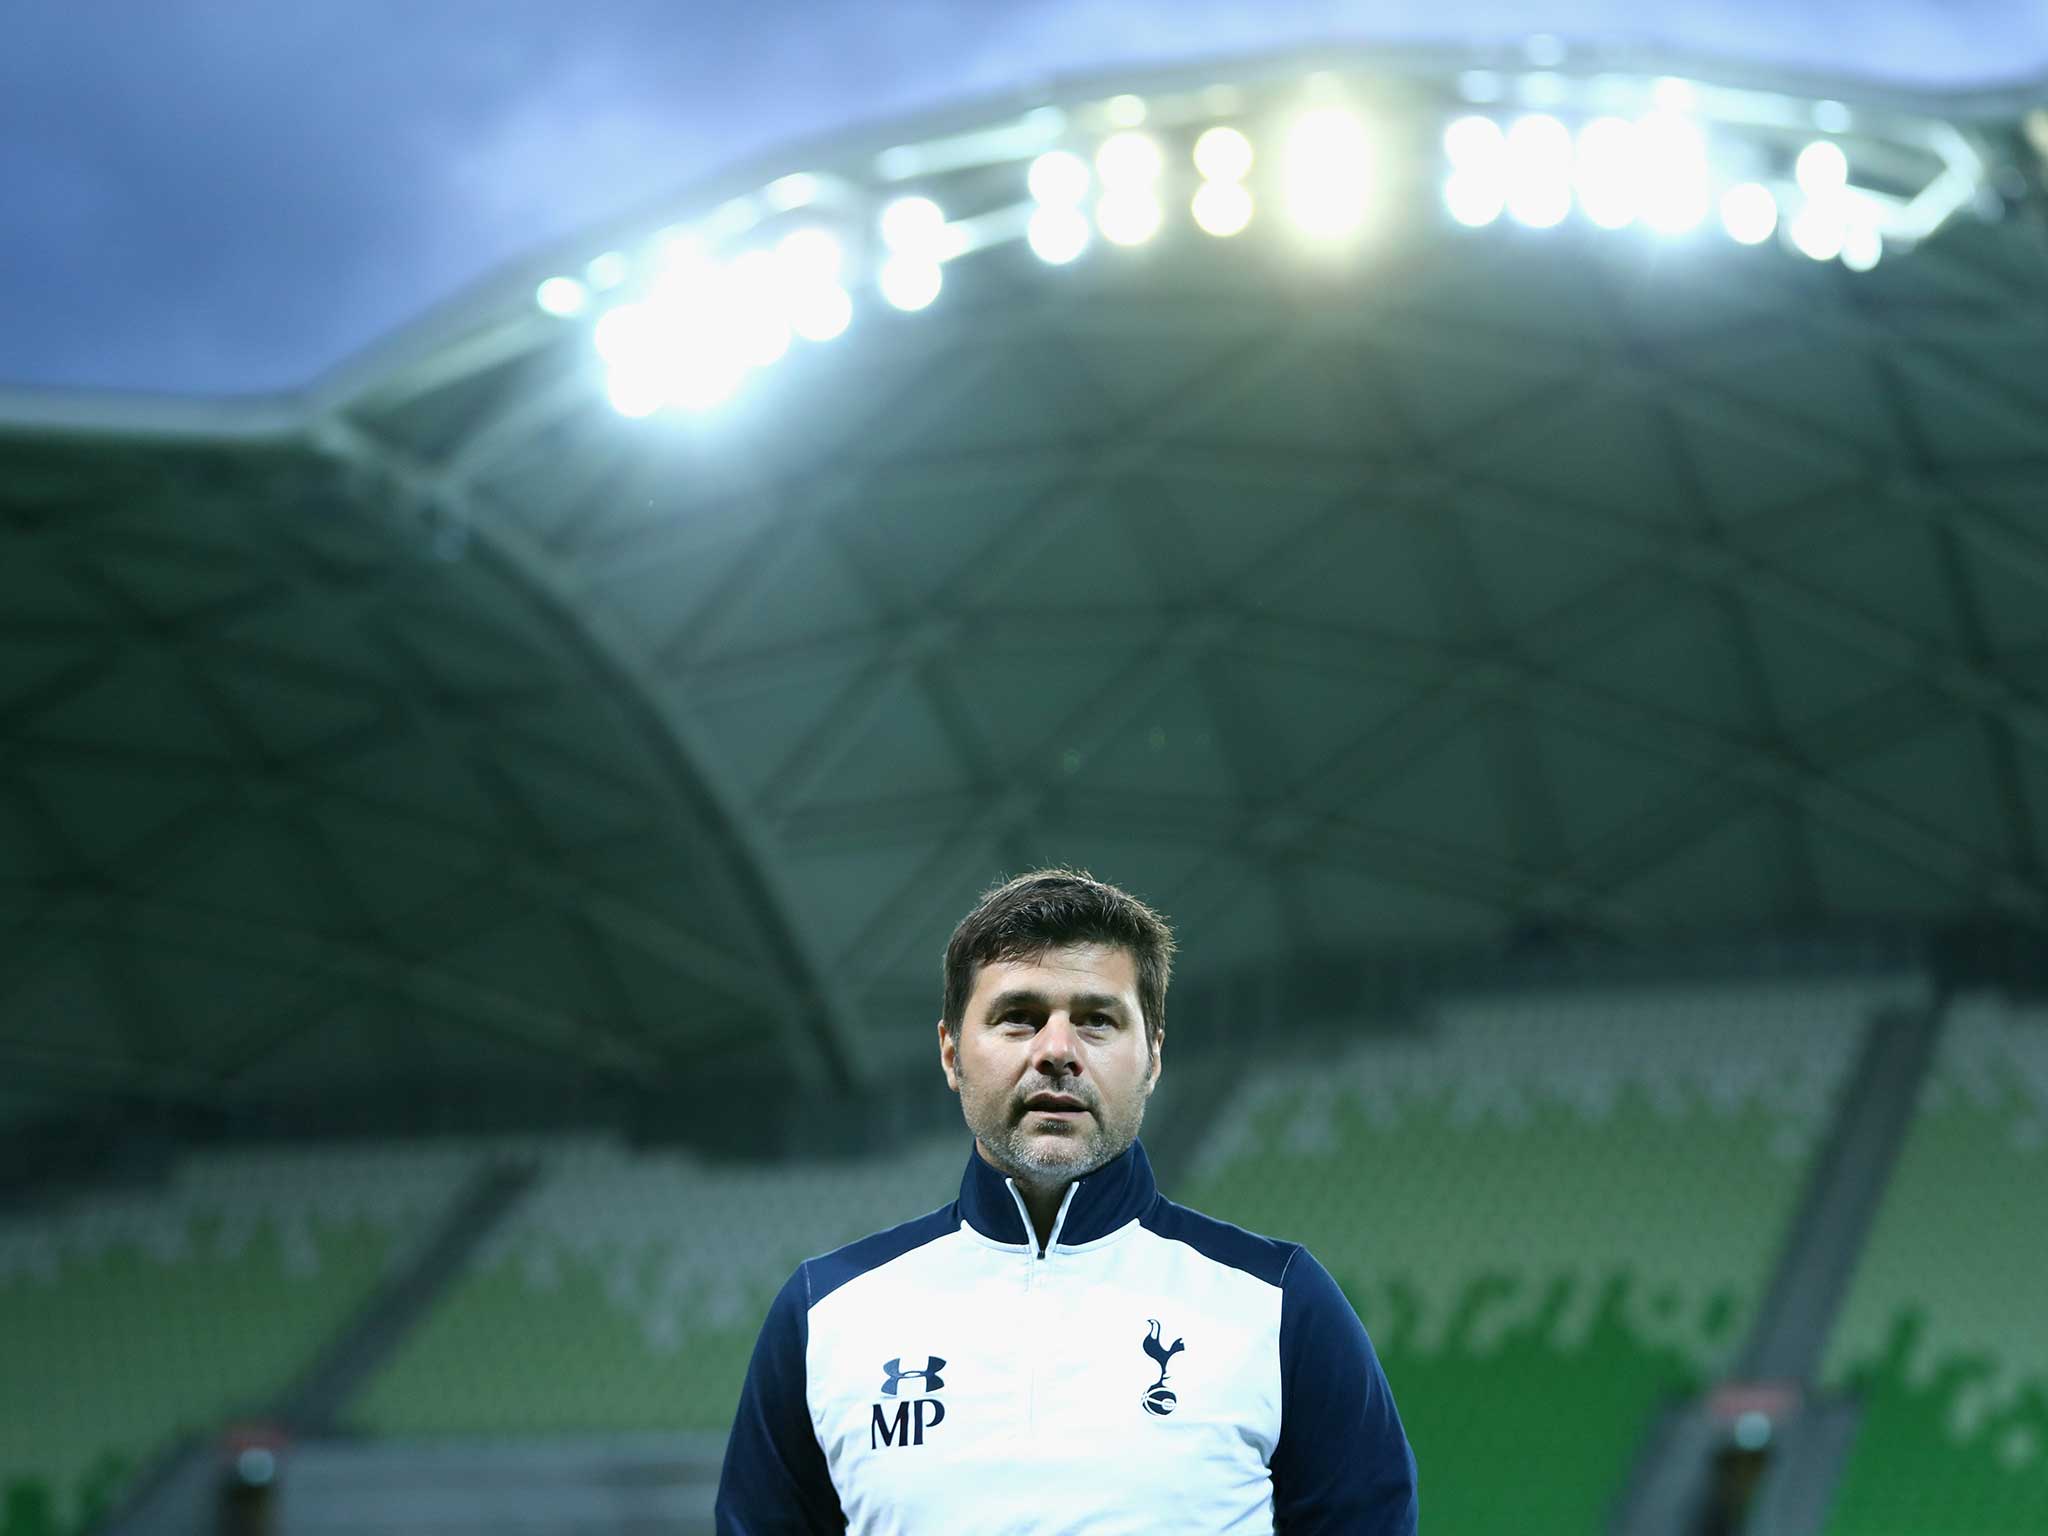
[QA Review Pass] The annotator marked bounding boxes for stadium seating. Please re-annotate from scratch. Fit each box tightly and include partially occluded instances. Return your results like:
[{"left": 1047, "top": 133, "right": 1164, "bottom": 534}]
[
  {"left": 346, "top": 1135, "right": 968, "bottom": 1436},
  {"left": 0, "top": 1142, "right": 482, "bottom": 1536},
  {"left": 13, "top": 974, "right": 2005, "bottom": 1536},
  {"left": 1819, "top": 996, "right": 2048, "bottom": 1535},
  {"left": 1179, "top": 978, "right": 1902, "bottom": 1536}
]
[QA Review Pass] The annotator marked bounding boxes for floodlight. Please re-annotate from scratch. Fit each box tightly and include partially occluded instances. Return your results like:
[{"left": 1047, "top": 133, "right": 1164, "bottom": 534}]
[
  {"left": 1636, "top": 113, "right": 1710, "bottom": 234},
  {"left": 1027, "top": 204, "right": 1091, "bottom": 263},
  {"left": 1096, "top": 132, "right": 1164, "bottom": 190},
  {"left": 607, "top": 368, "right": 666, "bottom": 419},
  {"left": 878, "top": 255, "right": 942, "bottom": 311},
  {"left": 726, "top": 251, "right": 793, "bottom": 368},
  {"left": 1096, "top": 192, "right": 1163, "bottom": 246},
  {"left": 1841, "top": 221, "right": 1883, "bottom": 272},
  {"left": 790, "top": 284, "right": 853, "bottom": 342},
  {"left": 1284, "top": 107, "right": 1371, "bottom": 238},
  {"left": 1193, "top": 126, "right": 1254, "bottom": 183},
  {"left": 1444, "top": 115, "right": 1506, "bottom": 170},
  {"left": 1192, "top": 181, "right": 1253, "bottom": 236},
  {"left": 1796, "top": 141, "right": 1849, "bottom": 198},
  {"left": 1508, "top": 182, "right": 1571, "bottom": 229},
  {"left": 1505, "top": 115, "right": 1572, "bottom": 229},
  {"left": 1574, "top": 117, "right": 1641, "bottom": 229},
  {"left": 594, "top": 304, "right": 645, "bottom": 365},
  {"left": 880, "top": 196, "right": 948, "bottom": 257},
  {"left": 1105, "top": 93, "right": 1147, "bottom": 128},
  {"left": 1029, "top": 150, "right": 1092, "bottom": 206},
  {"left": 765, "top": 173, "right": 820, "bottom": 210},
  {"left": 1653, "top": 77, "right": 1698, "bottom": 112},
  {"left": 1444, "top": 170, "right": 1506, "bottom": 228},
  {"left": 585, "top": 251, "right": 629, "bottom": 290},
  {"left": 1719, "top": 183, "right": 1779, "bottom": 245},
  {"left": 1789, "top": 201, "right": 1846, "bottom": 261},
  {"left": 775, "top": 228, "right": 842, "bottom": 286},
  {"left": 535, "top": 277, "right": 588, "bottom": 317}
]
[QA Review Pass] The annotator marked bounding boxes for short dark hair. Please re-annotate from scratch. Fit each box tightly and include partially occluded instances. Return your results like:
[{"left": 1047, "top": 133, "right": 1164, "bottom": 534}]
[{"left": 942, "top": 868, "right": 1175, "bottom": 1049}]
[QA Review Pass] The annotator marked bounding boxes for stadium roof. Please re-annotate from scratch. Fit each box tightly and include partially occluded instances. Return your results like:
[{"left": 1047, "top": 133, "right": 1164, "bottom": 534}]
[{"left": 4, "top": 47, "right": 2047, "bottom": 1144}]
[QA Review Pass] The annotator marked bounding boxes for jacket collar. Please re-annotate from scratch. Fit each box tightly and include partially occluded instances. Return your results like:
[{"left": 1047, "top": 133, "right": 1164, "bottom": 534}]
[{"left": 956, "top": 1137, "right": 1158, "bottom": 1249}]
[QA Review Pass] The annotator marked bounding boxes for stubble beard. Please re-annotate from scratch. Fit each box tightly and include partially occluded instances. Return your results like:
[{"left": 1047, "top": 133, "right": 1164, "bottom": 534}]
[{"left": 956, "top": 1045, "right": 1152, "bottom": 1190}]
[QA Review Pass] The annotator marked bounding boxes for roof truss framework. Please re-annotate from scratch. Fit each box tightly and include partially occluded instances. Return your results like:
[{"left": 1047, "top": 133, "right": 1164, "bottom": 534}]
[{"left": 4, "top": 60, "right": 2047, "bottom": 1112}]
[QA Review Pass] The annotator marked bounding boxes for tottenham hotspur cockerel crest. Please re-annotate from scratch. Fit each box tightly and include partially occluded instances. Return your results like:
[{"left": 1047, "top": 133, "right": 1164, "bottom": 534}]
[{"left": 1140, "top": 1319, "right": 1185, "bottom": 1416}]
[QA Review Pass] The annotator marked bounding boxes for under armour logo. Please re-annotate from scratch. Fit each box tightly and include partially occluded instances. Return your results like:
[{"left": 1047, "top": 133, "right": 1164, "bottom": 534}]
[
  {"left": 1140, "top": 1319, "right": 1185, "bottom": 1417},
  {"left": 881, "top": 1356, "right": 946, "bottom": 1396},
  {"left": 874, "top": 1356, "right": 948, "bottom": 1450}
]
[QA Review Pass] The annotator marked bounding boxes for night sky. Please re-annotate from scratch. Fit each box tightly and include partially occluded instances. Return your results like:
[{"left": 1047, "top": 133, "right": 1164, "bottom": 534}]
[{"left": 4, "top": 1, "right": 2043, "bottom": 398}]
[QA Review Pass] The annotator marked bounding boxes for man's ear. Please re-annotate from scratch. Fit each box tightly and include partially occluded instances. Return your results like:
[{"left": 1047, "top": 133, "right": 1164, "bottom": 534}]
[
  {"left": 937, "top": 1017, "right": 959, "bottom": 1092},
  {"left": 1148, "top": 1027, "right": 1165, "bottom": 1093}
]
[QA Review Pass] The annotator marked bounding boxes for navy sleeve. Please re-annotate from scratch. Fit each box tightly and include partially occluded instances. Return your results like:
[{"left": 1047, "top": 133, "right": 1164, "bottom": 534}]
[
  {"left": 715, "top": 1263, "right": 847, "bottom": 1535},
  {"left": 1270, "top": 1248, "right": 1419, "bottom": 1534}
]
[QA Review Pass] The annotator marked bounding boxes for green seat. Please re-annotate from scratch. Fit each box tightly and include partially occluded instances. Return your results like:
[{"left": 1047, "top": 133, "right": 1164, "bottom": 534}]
[
  {"left": 1820, "top": 998, "right": 2048, "bottom": 1534},
  {"left": 1179, "top": 980, "right": 1882, "bottom": 1536},
  {"left": 0, "top": 1144, "right": 464, "bottom": 1536}
]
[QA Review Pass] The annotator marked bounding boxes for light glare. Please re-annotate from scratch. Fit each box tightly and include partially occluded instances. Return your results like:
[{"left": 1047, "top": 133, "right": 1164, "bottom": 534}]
[
  {"left": 1637, "top": 113, "right": 1709, "bottom": 234},
  {"left": 606, "top": 369, "right": 666, "bottom": 419},
  {"left": 595, "top": 252, "right": 808, "bottom": 418},
  {"left": 726, "top": 251, "right": 792, "bottom": 368},
  {"left": 1027, "top": 204, "right": 1091, "bottom": 263},
  {"left": 1105, "top": 93, "right": 1147, "bottom": 128},
  {"left": 1193, "top": 126, "right": 1254, "bottom": 182},
  {"left": 1574, "top": 117, "right": 1640, "bottom": 229},
  {"left": 1841, "top": 223, "right": 1882, "bottom": 272},
  {"left": 593, "top": 304, "right": 644, "bottom": 365},
  {"left": 1790, "top": 202, "right": 1846, "bottom": 261},
  {"left": 1506, "top": 115, "right": 1572, "bottom": 230},
  {"left": 1096, "top": 132, "right": 1164, "bottom": 189},
  {"left": 878, "top": 255, "right": 942, "bottom": 310},
  {"left": 535, "top": 277, "right": 587, "bottom": 317},
  {"left": 1796, "top": 141, "right": 1849, "bottom": 197},
  {"left": 1191, "top": 181, "right": 1253, "bottom": 236},
  {"left": 1720, "top": 183, "right": 1778, "bottom": 245},
  {"left": 790, "top": 285, "right": 853, "bottom": 342},
  {"left": 1096, "top": 192, "right": 1163, "bottom": 246},
  {"left": 1285, "top": 108, "right": 1371, "bottom": 238},
  {"left": 775, "top": 228, "right": 842, "bottom": 286},
  {"left": 1444, "top": 171, "right": 1505, "bottom": 227},
  {"left": 765, "top": 173, "right": 820, "bottom": 210},
  {"left": 880, "top": 197, "right": 948, "bottom": 256},
  {"left": 1509, "top": 180, "right": 1571, "bottom": 229},
  {"left": 1029, "top": 150, "right": 1091, "bottom": 206},
  {"left": 1444, "top": 115, "right": 1506, "bottom": 169},
  {"left": 585, "top": 251, "right": 629, "bottom": 290}
]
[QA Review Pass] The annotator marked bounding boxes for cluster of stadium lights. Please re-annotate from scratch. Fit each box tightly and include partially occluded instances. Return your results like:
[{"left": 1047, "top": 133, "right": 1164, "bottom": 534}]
[{"left": 536, "top": 104, "right": 1896, "bottom": 418}]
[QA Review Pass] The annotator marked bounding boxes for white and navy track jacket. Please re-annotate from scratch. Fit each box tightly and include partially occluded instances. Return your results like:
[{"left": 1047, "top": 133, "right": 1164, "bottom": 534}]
[{"left": 715, "top": 1140, "right": 1418, "bottom": 1534}]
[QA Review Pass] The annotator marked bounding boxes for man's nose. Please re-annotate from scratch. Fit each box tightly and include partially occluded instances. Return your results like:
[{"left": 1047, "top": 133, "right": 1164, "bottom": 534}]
[{"left": 1032, "top": 1013, "right": 1082, "bottom": 1074}]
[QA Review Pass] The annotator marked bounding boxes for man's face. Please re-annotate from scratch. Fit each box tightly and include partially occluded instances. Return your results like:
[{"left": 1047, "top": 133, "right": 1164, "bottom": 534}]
[{"left": 938, "top": 942, "right": 1162, "bottom": 1191}]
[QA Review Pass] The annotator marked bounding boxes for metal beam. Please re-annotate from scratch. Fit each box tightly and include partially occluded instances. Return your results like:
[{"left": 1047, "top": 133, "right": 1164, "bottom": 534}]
[{"left": 311, "top": 416, "right": 864, "bottom": 1088}]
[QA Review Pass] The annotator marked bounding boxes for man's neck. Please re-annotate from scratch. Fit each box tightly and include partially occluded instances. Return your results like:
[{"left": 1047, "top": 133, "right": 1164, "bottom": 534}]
[
  {"left": 1014, "top": 1177, "right": 1068, "bottom": 1253},
  {"left": 974, "top": 1142, "right": 1073, "bottom": 1252}
]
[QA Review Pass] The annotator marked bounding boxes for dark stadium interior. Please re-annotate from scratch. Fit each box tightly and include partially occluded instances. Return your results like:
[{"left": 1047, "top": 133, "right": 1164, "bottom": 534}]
[{"left": 4, "top": 12, "right": 2048, "bottom": 1536}]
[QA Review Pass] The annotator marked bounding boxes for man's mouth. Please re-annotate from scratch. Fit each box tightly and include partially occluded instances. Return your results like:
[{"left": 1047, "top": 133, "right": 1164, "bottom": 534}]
[{"left": 1024, "top": 1095, "right": 1087, "bottom": 1114}]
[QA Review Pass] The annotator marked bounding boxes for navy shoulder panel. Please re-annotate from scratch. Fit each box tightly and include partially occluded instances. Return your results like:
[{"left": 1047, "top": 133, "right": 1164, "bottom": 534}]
[
  {"left": 1139, "top": 1196, "right": 1297, "bottom": 1288},
  {"left": 805, "top": 1203, "right": 959, "bottom": 1310}
]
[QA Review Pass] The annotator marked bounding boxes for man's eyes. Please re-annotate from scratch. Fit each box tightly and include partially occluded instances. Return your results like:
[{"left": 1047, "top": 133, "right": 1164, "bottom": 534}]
[{"left": 998, "top": 1012, "right": 1117, "bottom": 1028}]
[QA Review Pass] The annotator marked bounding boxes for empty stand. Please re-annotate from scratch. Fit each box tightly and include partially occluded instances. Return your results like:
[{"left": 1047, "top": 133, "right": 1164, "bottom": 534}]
[
  {"left": 1180, "top": 976, "right": 1916, "bottom": 1536},
  {"left": 0, "top": 1142, "right": 483, "bottom": 1536},
  {"left": 346, "top": 1135, "right": 968, "bottom": 1437},
  {"left": 1819, "top": 996, "right": 2048, "bottom": 1534}
]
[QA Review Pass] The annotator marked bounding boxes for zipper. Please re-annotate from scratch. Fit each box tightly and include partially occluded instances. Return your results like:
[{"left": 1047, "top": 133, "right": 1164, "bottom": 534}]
[{"left": 1006, "top": 1177, "right": 1081, "bottom": 1432}]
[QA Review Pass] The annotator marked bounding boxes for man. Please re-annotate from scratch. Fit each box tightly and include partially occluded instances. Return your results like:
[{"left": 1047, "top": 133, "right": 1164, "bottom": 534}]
[{"left": 716, "top": 868, "right": 1418, "bottom": 1533}]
